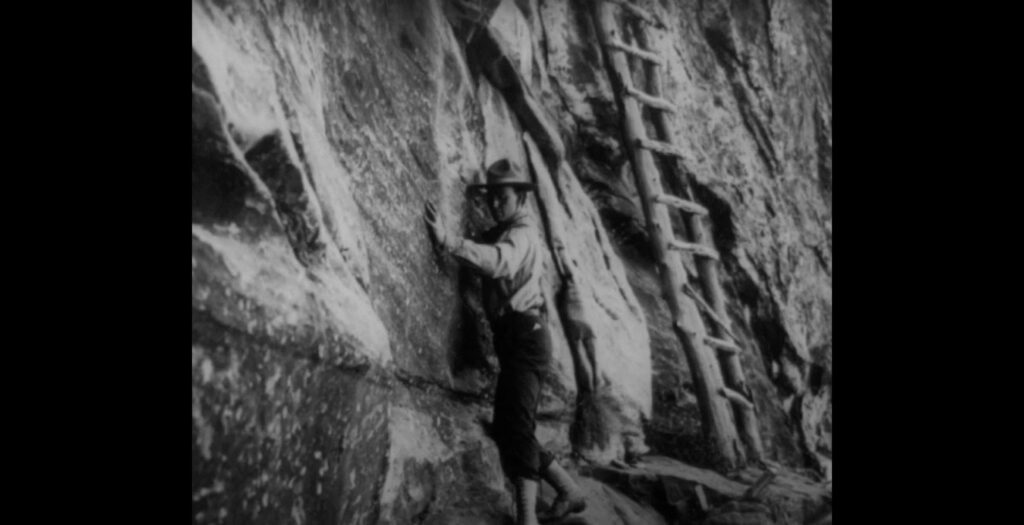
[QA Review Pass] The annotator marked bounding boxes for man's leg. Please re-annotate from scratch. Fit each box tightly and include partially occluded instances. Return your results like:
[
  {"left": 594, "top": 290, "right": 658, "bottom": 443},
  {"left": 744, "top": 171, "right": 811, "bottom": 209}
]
[
  {"left": 492, "top": 312, "right": 559, "bottom": 524},
  {"left": 514, "top": 478, "right": 540, "bottom": 525},
  {"left": 526, "top": 359, "right": 585, "bottom": 520},
  {"left": 492, "top": 363, "right": 545, "bottom": 525},
  {"left": 538, "top": 459, "right": 587, "bottom": 521}
]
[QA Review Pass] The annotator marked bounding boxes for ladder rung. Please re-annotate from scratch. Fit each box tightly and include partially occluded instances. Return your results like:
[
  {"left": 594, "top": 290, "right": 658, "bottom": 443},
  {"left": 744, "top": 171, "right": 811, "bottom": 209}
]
[
  {"left": 653, "top": 194, "right": 708, "bottom": 216},
  {"left": 682, "top": 283, "right": 738, "bottom": 341},
  {"left": 635, "top": 137, "right": 684, "bottom": 158},
  {"left": 705, "top": 335, "right": 741, "bottom": 355},
  {"left": 602, "top": 0, "right": 665, "bottom": 28},
  {"left": 719, "top": 387, "right": 754, "bottom": 411},
  {"left": 668, "top": 239, "right": 719, "bottom": 260},
  {"left": 625, "top": 86, "right": 675, "bottom": 112},
  {"left": 607, "top": 38, "right": 664, "bottom": 67}
]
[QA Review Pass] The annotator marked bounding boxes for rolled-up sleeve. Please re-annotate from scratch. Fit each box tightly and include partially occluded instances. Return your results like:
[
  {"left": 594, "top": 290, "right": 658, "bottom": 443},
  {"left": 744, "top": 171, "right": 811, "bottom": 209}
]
[{"left": 451, "top": 226, "right": 531, "bottom": 279}]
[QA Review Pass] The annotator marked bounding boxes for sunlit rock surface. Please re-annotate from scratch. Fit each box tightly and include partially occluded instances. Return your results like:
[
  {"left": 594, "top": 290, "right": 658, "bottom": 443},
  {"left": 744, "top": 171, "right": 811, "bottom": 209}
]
[{"left": 192, "top": 0, "right": 831, "bottom": 523}]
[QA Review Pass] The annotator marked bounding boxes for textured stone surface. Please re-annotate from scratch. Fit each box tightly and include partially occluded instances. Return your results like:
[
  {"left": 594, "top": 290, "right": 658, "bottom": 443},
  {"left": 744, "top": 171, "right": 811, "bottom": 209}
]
[
  {"left": 704, "top": 501, "right": 777, "bottom": 525},
  {"left": 192, "top": 0, "right": 831, "bottom": 523},
  {"left": 525, "top": 0, "right": 832, "bottom": 467},
  {"left": 535, "top": 474, "right": 669, "bottom": 525},
  {"left": 585, "top": 455, "right": 830, "bottom": 525}
]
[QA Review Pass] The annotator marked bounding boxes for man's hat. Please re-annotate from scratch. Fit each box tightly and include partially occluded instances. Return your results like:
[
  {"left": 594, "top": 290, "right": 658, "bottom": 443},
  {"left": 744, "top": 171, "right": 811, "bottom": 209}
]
[{"left": 467, "top": 159, "right": 535, "bottom": 192}]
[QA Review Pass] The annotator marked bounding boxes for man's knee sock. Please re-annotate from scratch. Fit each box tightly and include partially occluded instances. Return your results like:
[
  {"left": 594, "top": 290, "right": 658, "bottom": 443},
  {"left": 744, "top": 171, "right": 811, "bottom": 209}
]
[{"left": 514, "top": 477, "right": 540, "bottom": 525}]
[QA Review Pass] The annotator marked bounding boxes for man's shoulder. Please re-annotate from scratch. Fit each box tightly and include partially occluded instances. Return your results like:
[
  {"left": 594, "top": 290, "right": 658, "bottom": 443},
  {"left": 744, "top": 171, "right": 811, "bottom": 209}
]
[
  {"left": 507, "top": 217, "right": 542, "bottom": 241},
  {"left": 482, "top": 214, "right": 541, "bottom": 245},
  {"left": 485, "top": 217, "right": 530, "bottom": 235}
]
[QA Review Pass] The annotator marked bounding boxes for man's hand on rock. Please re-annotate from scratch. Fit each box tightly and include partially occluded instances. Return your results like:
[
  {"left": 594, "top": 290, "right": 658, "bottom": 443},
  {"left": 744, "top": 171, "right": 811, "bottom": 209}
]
[{"left": 424, "top": 201, "right": 451, "bottom": 251}]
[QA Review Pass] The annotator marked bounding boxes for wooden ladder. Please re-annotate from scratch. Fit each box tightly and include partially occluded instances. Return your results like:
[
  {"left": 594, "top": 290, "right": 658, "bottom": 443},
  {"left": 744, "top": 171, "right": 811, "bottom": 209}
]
[{"left": 592, "top": 0, "right": 764, "bottom": 468}]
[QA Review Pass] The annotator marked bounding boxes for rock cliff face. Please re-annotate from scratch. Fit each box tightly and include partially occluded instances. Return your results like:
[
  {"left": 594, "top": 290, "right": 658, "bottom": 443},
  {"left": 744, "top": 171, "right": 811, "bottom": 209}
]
[{"left": 192, "top": 0, "right": 831, "bottom": 523}]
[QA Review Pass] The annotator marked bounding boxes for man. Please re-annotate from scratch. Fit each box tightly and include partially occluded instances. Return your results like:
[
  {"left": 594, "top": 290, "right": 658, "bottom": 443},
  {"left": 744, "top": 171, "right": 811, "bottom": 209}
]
[{"left": 424, "top": 159, "right": 586, "bottom": 525}]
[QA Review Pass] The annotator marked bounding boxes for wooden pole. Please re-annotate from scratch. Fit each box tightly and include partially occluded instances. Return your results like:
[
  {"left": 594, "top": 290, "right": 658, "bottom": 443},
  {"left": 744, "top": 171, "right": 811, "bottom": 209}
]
[
  {"left": 629, "top": 18, "right": 764, "bottom": 463},
  {"left": 653, "top": 193, "right": 709, "bottom": 216},
  {"left": 668, "top": 239, "right": 720, "bottom": 261},
  {"left": 523, "top": 133, "right": 600, "bottom": 395},
  {"left": 594, "top": 1, "right": 739, "bottom": 468},
  {"left": 720, "top": 387, "right": 754, "bottom": 410},
  {"left": 624, "top": 85, "right": 676, "bottom": 113},
  {"left": 607, "top": 38, "right": 665, "bottom": 66},
  {"left": 683, "top": 283, "right": 737, "bottom": 341},
  {"left": 636, "top": 137, "right": 685, "bottom": 158},
  {"left": 705, "top": 335, "right": 742, "bottom": 355}
]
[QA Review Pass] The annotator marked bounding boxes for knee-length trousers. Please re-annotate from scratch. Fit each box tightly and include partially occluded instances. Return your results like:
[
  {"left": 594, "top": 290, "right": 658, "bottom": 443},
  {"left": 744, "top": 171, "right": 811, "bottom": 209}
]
[{"left": 491, "top": 310, "right": 555, "bottom": 481}]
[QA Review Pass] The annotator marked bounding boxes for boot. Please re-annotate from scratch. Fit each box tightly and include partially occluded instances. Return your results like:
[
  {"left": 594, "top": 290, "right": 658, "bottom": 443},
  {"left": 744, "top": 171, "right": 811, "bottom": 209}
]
[
  {"left": 538, "top": 462, "right": 587, "bottom": 521},
  {"left": 515, "top": 477, "right": 540, "bottom": 525}
]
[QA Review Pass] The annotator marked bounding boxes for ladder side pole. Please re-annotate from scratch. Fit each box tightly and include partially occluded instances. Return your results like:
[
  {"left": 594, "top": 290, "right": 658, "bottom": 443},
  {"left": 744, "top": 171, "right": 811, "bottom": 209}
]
[
  {"left": 631, "top": 18, "right": 764, "bottom": 462},
  {"left": 594, "top": 2, "right": 740, "bottom": 468}
]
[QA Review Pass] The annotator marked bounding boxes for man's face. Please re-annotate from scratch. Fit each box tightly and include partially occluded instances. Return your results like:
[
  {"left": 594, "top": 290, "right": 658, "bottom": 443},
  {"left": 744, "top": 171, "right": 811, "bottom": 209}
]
[{"left": 486, "top": 185, "right": 520, "bottom": 223}]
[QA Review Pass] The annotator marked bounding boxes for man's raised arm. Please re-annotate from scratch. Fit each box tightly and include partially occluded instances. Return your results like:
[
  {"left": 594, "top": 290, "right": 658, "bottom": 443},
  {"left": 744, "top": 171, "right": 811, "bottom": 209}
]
[
  {"left": 450, "top": 226, "right": 530, "bottom": 278},
  {"left": 424, "top": 201, "right": 530, "bottom": 279}
]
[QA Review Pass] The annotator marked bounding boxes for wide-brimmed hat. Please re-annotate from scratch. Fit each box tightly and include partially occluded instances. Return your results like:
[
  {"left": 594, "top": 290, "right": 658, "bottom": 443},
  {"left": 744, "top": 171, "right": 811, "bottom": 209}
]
[{"left": 467, "top": 159, "right": 535, "bottom": 192}]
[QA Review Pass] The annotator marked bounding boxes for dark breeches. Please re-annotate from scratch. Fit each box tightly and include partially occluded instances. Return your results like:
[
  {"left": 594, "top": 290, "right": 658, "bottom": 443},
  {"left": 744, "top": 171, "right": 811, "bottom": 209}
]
[{"left": 491, "top": 311, "right": 554, "bottom": 481}]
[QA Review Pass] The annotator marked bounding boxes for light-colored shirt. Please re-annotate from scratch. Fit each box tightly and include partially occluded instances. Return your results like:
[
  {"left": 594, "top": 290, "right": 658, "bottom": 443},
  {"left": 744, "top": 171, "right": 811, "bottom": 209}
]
[{"left": 450, "top": 209, "right": 545, "bottom": 318}]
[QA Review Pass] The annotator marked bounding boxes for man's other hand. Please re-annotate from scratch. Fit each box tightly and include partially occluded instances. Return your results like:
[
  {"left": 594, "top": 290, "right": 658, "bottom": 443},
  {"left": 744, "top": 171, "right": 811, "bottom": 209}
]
[{"left": 424, "top": 201, "right": 449, "bottom": 250}]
